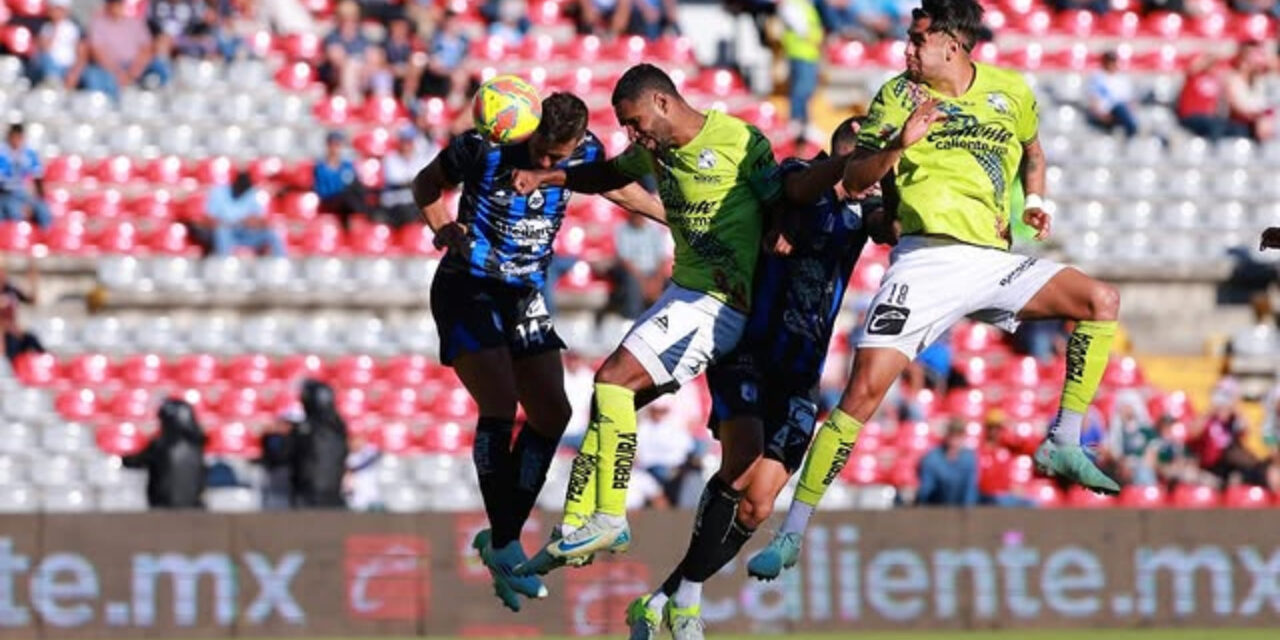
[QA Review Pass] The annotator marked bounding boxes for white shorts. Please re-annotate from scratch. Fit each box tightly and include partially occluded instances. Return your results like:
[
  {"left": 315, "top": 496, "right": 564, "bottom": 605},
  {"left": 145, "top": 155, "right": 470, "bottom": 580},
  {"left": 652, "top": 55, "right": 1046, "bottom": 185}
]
[
  {"left": 622, "top": 284, "right": 747, "bottom": 389},
  {"left": 854, "top": 236, "right": 1067, "bottom": 358}
]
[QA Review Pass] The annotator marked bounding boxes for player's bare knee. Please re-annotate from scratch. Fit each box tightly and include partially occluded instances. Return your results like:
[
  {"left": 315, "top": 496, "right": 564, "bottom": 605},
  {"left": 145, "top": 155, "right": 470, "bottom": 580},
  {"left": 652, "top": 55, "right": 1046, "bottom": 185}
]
[
  {"left": 841, "top": 377, "right": 885, "bottom": 423},
  {"left": 1088, "top": 281, "right": 1121, "bottom": 321}
]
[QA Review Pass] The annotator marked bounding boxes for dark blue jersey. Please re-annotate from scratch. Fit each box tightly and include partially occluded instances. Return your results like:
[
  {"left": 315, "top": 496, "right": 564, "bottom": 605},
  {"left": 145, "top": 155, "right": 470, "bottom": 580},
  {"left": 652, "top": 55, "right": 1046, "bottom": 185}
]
[
  {"left": 438, "top": 130, "right": 604, "bottom": 288},
  {"left": 741, "top": 157, "right": 872, "bottom": 390}
]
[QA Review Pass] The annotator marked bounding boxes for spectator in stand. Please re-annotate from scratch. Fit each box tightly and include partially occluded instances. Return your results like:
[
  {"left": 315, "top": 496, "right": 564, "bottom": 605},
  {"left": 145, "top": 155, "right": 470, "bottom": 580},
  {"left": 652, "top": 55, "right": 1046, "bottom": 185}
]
[
  {"left": 1, "top": 260, "right": 43, "bottom": 363},
  {"left": 1192, "top": 378, "right": 1271, "bottom": 488},
  {"left": 828, "top": 0, "right": 910, "bottom": 42},
  {"left": 609, "top": 212, "right": 669, "bottom": 319},
  {"left": 379, "top": 125, "right": 439, "bottom": 227},
  {"left": 419, "top": 11, "right": 470, "bottom": 107},
  {"left": 122, "top": 398, "right": 207, "bottom": 509},
  {"left": 148, "top": 0, "right": 216, "bottom": 59},
  {"left": 344, "top": 431, "right": 384, "bottom": 511},
  {"left": 361, "top": 45, "right": 395, "bottom": 99},
  {"left": 916, "top": 420, "right": 979, "bottom": 506},
  {"left": 978, "top": 410, "right": 1036, "bottom": 507},
  {"left": 78, "top": 0, "right": 170, "bottom": 101},
  {"left": 206, "top": 170, "right": 286, "bottom": 257},
  {"left": 1177, "top": 53, "right": 1250, "bottom": 141},
  {"left": 1227, "top": 293, "right": 1278, "bottom": 360},
  {"left": 29, "top": 0, "right": 82, "bottom": 87},
  {"left": 258, "top": 404, "right": 304, "bottom": 510},
  {"left": 1013, "top": 319, "right": 1068, "bottom": 364},
  {"left": 627, "top": 0, "right": 681, "bottom": 39},
  {"left": 636, "top": 395, "right": 706, "bottom": 508},
  {"left": 572, "top": 0, "right": 679, "bottom": 39},
  {"left": 1107, "top": 390, "right": 1159, "bottom": 486},
  {"left": 487, "top": 0, "right": 530, "bottom": 45},
  {"left": 1224, "top": 40, "right": 1276, "bottom": 142},
  {"left": 314, "top": 131, "right": 370, "bottom": 230},
  {"left": 1086, "top": 51, "right": 1139, "bottom": 138},
  {"left": 319, "top": 0, "right": 369, "bottom": 102},
  {"left": 0, "top": 124, "right": 52, "bottom": 230},
  {"left": 383, "top": 18, "right": 421, "bottom": 103},
  {"left": 1049, "top": 0, "right": 1110, "bottom": 14},
  {"left": 780, "top": 0, "right": 824, "bottom": 150},
  {"left": 1261, "top": 382, "right": 1280, "bottom": 451}
]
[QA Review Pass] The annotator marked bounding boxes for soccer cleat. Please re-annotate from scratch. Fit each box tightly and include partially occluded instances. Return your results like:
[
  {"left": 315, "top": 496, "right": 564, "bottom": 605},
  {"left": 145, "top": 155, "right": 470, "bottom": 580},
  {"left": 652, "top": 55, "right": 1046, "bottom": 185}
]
[
  {"left": 517, "top": 515, "right": 630, "bottom": 576},
  {"left": 1034, "top": 440, "right": 1121, "bottom": 495},
  {"left": 664, "top": 601, "right": 705, "bottom": 640},
  {"left": 515, "top": 526, "right": 598, "bottom": 576},
  {"left": 473, "top": 530, "right": 549, "bottom": 609},
  {"left": 747, "top": 532, "right": 803, "bottom": 581},
  {"left": 625, "top": 594, "right": 663, "bottom": 640}
]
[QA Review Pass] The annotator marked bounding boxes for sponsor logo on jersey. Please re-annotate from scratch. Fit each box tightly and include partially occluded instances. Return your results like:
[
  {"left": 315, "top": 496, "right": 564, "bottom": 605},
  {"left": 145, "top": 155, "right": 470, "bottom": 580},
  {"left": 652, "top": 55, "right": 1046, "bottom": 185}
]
[
  {"left": 867, "top": 303, "right": 910, "bottom": 335},
  {"left": 697, "top": 148, "right": 717, "bottom": 170},
  {"left": 528, "top": 190, "right": 545, "bottom": 209},
  {"left": 987, "top": 92, "right": 1011, "bottom": 114}
]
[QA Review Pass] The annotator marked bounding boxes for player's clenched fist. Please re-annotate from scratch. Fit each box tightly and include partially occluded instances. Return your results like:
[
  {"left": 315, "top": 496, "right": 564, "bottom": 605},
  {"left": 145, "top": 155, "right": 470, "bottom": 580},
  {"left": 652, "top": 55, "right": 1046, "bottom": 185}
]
[
  {"left": 894, "top": 98, "right": 947, "bottom": 149},
  {"left": 511, "top": 169, "right": 549, "bottom": 195},
  {"left": 1023, "top": 207, "right": 1052, "bottom": 241}
]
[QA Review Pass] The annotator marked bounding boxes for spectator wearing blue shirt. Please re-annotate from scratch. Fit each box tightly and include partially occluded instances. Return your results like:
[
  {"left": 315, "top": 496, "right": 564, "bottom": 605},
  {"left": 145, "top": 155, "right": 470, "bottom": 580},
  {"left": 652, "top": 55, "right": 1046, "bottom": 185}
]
[
  {"left": 0, "top": 125, "right": 53, "bottom": 229},
  {"left": 206, "top": 171, "right": 285, "bottom": 257},
  {"left": 417, "top": 12, "right": 469, "bottom": 104},
  {"left": 916, "top": 421, "right": 979, "bottom": 506},
  {"left": 1086, "top": 51, "right": 1139, "bottom": 138},
  {"left": 314, "top": 131, "right": 370, "bottom": 230},
  {"left": 319, "top": 0, "right": 370, "bottom": 101}
]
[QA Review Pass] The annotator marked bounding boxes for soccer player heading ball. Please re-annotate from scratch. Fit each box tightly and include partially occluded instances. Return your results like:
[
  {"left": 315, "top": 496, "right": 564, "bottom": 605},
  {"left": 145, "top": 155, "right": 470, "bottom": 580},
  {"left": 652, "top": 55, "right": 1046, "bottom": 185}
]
[
  {"left": 511, "top": 63, "right": 783, "bottom": 575},
  {"left": 750, "top": 0, "right": 1124, "bottom": 581},
  {"left": 411, "top": 91, "right": 662, "bottom": 612}
]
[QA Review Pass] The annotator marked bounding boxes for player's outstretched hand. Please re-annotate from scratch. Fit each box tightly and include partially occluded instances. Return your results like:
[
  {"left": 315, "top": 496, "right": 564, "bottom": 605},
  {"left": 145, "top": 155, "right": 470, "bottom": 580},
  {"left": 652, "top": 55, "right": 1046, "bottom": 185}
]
[
  {"left": 1261, "top": 227, "right": 1280, "bottom": 250},
  {"left": 1023, "top": 207, "right": 1052, "bottom": 241},
  {"left": 898, "top": 99, "right": 947, "bottom": 149},
  {"left": 432, "top": 221, "right": 470, "bottom": 254},
  {"left": 511, "top": 169, "right": 548, "bottom": 195}
]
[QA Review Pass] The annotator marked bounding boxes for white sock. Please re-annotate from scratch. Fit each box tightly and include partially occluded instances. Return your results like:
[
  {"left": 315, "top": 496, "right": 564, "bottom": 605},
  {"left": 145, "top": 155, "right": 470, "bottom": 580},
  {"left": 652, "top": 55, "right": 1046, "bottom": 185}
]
[
  {"left": 673, "top": 579, "right": 702, "bottom": 609},
  {"left": 646, "top": 590, "right": 668, "bottom": 614},
  {"left": 1049, "top": 409, "right": 1084, "bottom": 447},
  {"left": 781, "top": 501, "right": 815, "bottom": 535},
  {"left": 597, "top": 513, "right": 627, "bottom": 527}
]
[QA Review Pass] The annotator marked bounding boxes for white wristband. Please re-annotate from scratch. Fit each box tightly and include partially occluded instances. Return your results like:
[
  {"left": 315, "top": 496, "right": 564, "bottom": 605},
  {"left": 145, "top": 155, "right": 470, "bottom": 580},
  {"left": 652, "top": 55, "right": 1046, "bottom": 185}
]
[{"left": 1025, "top": 194, "right": 1045, "bottom": 211}]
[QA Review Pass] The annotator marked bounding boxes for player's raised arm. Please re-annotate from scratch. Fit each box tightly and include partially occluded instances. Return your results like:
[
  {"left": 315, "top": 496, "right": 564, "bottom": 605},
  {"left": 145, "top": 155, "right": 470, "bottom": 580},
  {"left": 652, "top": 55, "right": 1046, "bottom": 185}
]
[
  {"left": 843, "top": 94, "right": 945, "bottom": 194},
  {"left": 411, "top": 155, "right": 467, "bottom": 253},
  {"left": 601, "top": 182, "right": 667, "bottom": 224},
  {"left": 511, "top": 159, "right": 636, "bottom": 195},
  {"left": 783, "top": 153, "right": 850, "bottom": 205}
]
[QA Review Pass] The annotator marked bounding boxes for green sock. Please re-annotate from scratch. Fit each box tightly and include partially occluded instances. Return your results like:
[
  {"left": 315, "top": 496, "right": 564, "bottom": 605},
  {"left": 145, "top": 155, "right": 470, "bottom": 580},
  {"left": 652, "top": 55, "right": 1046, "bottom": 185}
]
[
  {"left": 561, "top": 421, "right": 598, "bottom": 531},
  {"left": 794, "top": 408, "right": 863, "bottom": 506},
  {"left": 593, "top": 383, "right": 637, "bottom": 517},
  {"left": 1050, "top": 320, "right": 1117, "bottom": 446}
]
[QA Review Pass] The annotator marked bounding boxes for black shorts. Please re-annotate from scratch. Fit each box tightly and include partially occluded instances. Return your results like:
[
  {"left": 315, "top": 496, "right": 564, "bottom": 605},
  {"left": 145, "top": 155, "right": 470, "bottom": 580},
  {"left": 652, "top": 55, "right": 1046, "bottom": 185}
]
[
  {"left": 706, "top": 350, "right": 819, "bottom": 473},
  {"left": 430, "top": 269, "right": 566, "bottom": 366}
]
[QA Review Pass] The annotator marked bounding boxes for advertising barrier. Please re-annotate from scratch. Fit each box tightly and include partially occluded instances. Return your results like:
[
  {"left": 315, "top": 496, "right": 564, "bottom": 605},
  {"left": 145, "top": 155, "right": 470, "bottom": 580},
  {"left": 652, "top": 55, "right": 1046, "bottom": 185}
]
[{"left": 1, "top": 509, "right": 1278, "bottom": 637}]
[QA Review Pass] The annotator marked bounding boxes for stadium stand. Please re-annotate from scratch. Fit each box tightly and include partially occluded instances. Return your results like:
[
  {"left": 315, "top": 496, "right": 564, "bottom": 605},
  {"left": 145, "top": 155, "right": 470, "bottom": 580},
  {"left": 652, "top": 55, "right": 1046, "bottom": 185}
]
[{"left": 0, "top": 0, "right": 1278, "bottom": 514}]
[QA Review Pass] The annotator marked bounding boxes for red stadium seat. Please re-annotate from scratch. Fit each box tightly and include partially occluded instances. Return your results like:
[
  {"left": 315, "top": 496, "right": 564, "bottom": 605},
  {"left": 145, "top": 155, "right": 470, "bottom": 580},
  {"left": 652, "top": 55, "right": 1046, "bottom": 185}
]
[
  {"left": 275, "top": 354, "right": 326, "bottom": 385},
  {"left": 1118, "top": 485, "right": 1166, "bottom": 508},
  {"left": 652, "top": 35, "right": 695, "bottom": 65},
  {"left": 207, "top": 422, "right": 263, "bottom": 457},
  {"left": 373, "top": 421, "right": 420, "bottom": 453},
  {"left": 1190, "top": 12, "right": 1227, "bottom": 38},
  {"left": 117, "top": 354, "right": 165, "bottom": 387},
  {"left": 336, "top": 387, "right": 369, "bottom": 418},
  {"left": 129, "top": 190, "right": 176, "bottom": 221},
  {"left": 1229, "top": 13, "right": 1275, "bottom": 41},
  {"left": 1222, "top": 485, "right": 1271, "bottom": 509},
  {"left": 360, "top": 95, "right": 407, "bottom": 125},
  {"left": 956, "top": 355, "right": 992, "bottom": 386},
  {"left": 529, "top": 0, "right": 564, "bottom": 26},
  {"left": 274, "top": 62, "right": 316, "bottom": 91},
  {"left": 56, "top": 388, "right": 98, "bottom": 420},
  {"left": 94, "top": 156, "right": 135, "bottom": 184},
  {"left": 143, "top": 155, "right": 185, "bottom": 185},
  {"left": 279, "top": 32, "right": 322, "bottom": 60},
  {"left": 945, "top": 388, "right": 988, "bottom": 421},
  {"left": 143, "top": 221, "right": 197, "bottom": 255},
  {"left": 93, "top": 220, "right": 139, "bottom": 254},
  {"left": 218, "top": 387, "right": 262, "bottom": 421},
  {"left": 379, "top": 388, "right": 420, "bottom": 419},
  {"left": 171, "top": 354, "right": 220, "bottom": 387},
  {"left": 223, "top": 354, "right": 273, "bottom": 387},
  {"left": 280, "top": 190, "right": 320, "bottom": 220},
  {"left": 827, "top": 39, "right": 866, "bottom": 68},
  {"left": 1170, "top": 485, "right": 1221, "bottom": 508},
  {"left": 45, "top": 155, "right": 85, "bottom": 183},
  {"left": 64, "top": 353, "right": 111, "bottom": 387},
  {"left": 77, "top": 189, "right": 125, "bottom": 219},
  {"left": 44, "top": 220, "right": 93, "bottom": 257},
  {"left": 353, "top": 128, "right": 392, "bottom": 157},
  {"left": 192, "top": 156, "right": 235, "bottom": 186},
  {"left": 1103, "top": 356, "right": 1144, "bottom": 388},
  {"left": 331, "top": 354, "right": 377, "bottom": 388},
  {"left": 1099, "top": 11, "right": 1141, "bottom": 38},
  {"left": 382, "top": 354, "right": 429, "bottom": 387},
  {"left": 96, "top": 422, "right": 148, "bottom": 456},
  {"left": 357, "top": 157, "right": 384, "bottom": 188},
  {"left": 0, "top": 221, "right": 34, "bottom": 252},
  {"left": 107, "top": 387, "right": 155, "bottom": 420},
  {"left": 1053, "top": 9, "right": 1095, "bottom": 37},
  {"left": 1141, "top": 11, "right": 1184, "bottom": 38},
  {"left": 1026, "top": 479, "right": 1063, "bottom": 507},
  {"left": 869, "top": 40, "right": 906, "bottom": 67},
  {"left": 421, "top": 421, "right": 472, "bottom": 453},
  {"left": 1, "top": 25, "right": 32, "bottom": 56},
  {"left": 249, "top": 156, "right": 286, "bottom": 185},
  {"left": 348, "top": 222, "right": 394, "bottom": 255},
  {"left": 313, "top": 94, "right": 352, "bottom": 125},
  {"left": 842, "top": 452, "right": 882, "bottom": 485},
  {"left": 888, "top": 457, "right": 920, "bottom": 489},
  {"left": 1004, "top": 355, "right": 1041, "bottom": 388},
  {"left": 395, "top": 223, "right": 441, "bottom": 256},
  {"left": 13, "top": 351, "right": 57, "bottom": 386},
  {"left": 295, "top": 221, "right": 346, "bottom": 254}
]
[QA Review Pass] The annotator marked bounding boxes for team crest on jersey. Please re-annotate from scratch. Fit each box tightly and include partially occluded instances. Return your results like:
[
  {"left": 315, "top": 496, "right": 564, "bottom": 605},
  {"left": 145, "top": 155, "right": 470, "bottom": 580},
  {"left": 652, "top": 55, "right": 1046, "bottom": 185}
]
[
  {"left": 987, "top": 92, "right": 1011, "bottom": 114},
  {"left": 841, "top": 202, "right": 863, "bottom": 231},
  {"left": 697, "top": 148, "right": 717, "bottom": 170},
  {"left": 528, "top": 190, "right": 545, "bottom": 209}
]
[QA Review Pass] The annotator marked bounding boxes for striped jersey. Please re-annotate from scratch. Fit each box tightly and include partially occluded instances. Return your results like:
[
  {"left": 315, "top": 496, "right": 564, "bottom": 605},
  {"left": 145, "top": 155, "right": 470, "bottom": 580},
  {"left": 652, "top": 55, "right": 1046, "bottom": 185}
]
[
  {"left": 741, "top": 157, "right": 870, "bottom": 390},
  {"left": 438, "top": 130, "right": 604, "bottom": 288}
]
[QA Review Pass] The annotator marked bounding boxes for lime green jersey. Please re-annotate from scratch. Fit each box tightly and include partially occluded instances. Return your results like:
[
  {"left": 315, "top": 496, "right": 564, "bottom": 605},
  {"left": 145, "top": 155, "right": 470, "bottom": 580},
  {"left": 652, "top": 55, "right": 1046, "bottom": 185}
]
[
  {"left": 612, "top": 110, "right": 780, "bottom": 310},
  {"left": 858, "top": 63, "right": 1039, "bottom": 250}
]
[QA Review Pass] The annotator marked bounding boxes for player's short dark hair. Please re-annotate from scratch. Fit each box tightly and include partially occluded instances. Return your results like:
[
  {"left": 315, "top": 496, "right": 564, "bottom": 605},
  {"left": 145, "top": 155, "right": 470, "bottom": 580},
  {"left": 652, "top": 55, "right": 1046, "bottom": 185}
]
[
  {"left": 830, "top": 116, "right": 865, "bottom": 153},
  {"left": 912, "top": 0, "right": 984, "bottom": 52},
  {"left": 611, "top": 63, "right": 680, "bottom": 107},
  {"left": 7, "top": 123, "right": 23, "bottom": 137},
  {"left": 536, "top": 92, "right": 589, "bottom": 144}
]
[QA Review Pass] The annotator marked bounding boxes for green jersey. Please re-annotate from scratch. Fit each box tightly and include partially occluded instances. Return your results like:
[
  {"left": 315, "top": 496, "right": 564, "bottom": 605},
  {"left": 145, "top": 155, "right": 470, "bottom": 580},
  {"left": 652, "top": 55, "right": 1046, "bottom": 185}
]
[
  {"left": 612, "top": 110, "right": 780, "bottom": 311},
  {"left": 858, "top": 63, "right": 1038, "bottom": 250}
]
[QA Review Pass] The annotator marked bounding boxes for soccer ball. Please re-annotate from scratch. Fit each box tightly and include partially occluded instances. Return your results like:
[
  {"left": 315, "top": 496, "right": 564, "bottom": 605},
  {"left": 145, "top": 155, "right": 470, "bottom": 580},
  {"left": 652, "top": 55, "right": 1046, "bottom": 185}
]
[{"left": 472, "top": 75, "right": 542, "bottom": 144}]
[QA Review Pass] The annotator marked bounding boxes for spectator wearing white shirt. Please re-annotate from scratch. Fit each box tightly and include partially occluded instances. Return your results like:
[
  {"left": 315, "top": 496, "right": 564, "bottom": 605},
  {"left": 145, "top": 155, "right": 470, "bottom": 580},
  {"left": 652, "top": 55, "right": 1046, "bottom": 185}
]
[
  {"left": 610, "top": 212, "right": 669, "bottom": 318},
  {"left": 1086, "top": 51, "right": 1139, "bottom": 138},
  {"left": 31, "top": 0, "right": 82, "bottom": 87},
  {"left": 378, "top": 125, "right": 440, "bottom": 227},
  {"left": 205, "top": 170, "right": 285, "bottom": 257}
]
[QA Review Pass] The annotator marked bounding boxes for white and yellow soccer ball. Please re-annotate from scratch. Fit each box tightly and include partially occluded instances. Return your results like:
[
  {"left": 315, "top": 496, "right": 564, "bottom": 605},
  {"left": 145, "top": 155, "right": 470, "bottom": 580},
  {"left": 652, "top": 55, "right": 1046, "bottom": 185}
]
[{"left": 471, "top": 74, "right": 543, "bottom": 144}]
